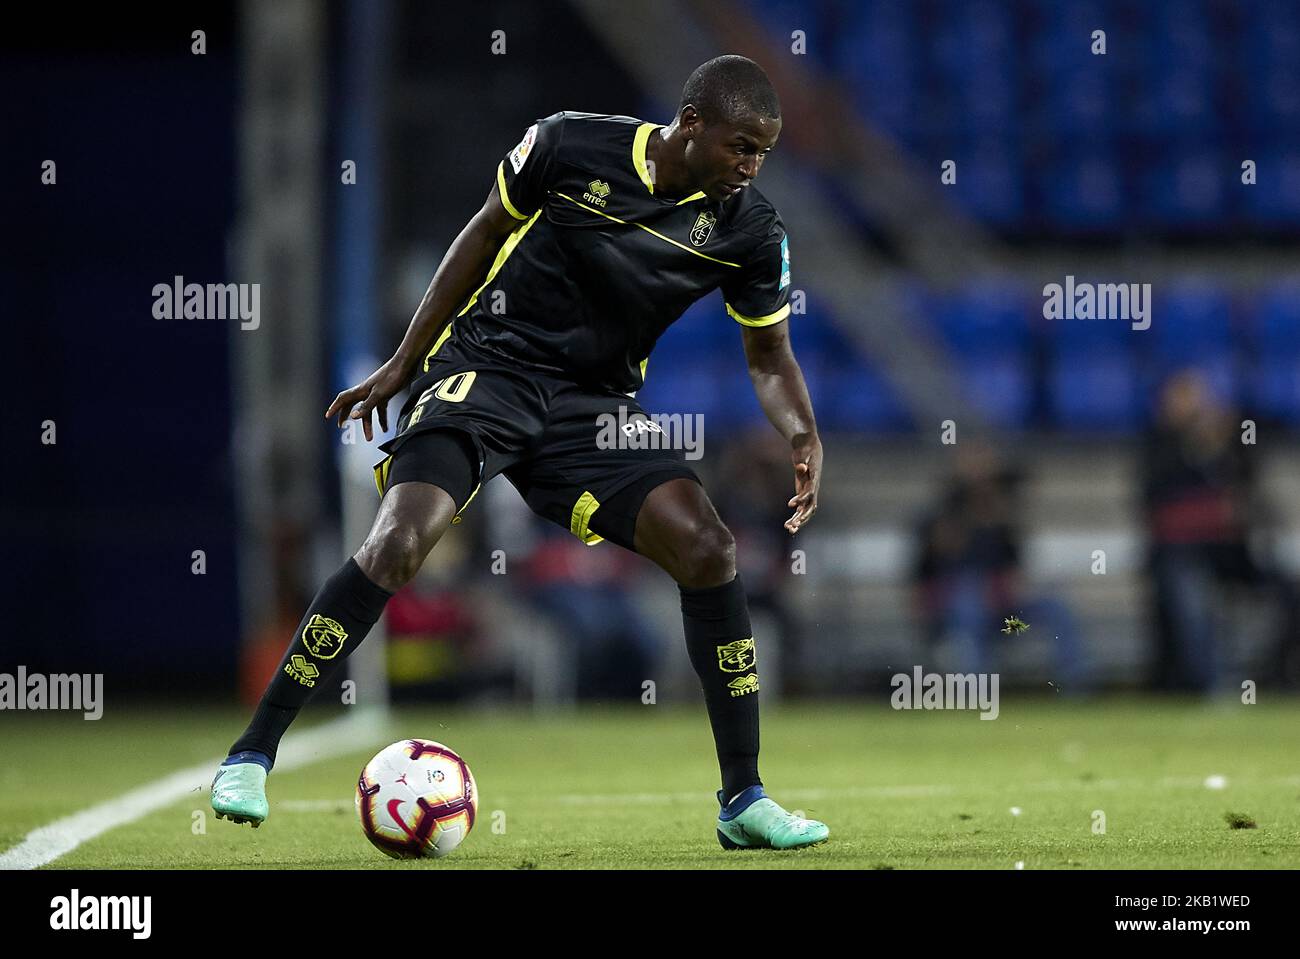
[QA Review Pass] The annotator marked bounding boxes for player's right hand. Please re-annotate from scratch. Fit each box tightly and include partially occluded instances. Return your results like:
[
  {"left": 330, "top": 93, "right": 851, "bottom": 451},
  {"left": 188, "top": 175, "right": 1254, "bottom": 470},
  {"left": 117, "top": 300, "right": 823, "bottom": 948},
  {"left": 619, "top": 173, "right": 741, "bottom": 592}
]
[{"left": 325, "top": 358, "right": 410, "bottom": 443}]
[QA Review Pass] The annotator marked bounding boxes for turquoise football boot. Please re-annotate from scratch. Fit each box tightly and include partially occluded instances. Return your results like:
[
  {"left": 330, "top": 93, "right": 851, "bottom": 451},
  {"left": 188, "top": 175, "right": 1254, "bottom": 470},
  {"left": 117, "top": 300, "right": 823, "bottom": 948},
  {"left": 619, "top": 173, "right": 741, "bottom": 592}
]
[
  {"left": 716, "top": 785, "right": 829, "bottom": 850},
  {"left": 211, "top": 757, "right": 269, "bottom": 828}
]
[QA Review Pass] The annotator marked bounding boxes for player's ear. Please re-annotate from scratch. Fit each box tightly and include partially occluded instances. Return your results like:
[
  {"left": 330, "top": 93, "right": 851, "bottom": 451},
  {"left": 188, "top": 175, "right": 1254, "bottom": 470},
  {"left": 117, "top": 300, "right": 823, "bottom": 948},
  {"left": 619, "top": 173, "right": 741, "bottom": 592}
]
[{"left": 679, "top": 104, "right": 702, "bottom": 138}]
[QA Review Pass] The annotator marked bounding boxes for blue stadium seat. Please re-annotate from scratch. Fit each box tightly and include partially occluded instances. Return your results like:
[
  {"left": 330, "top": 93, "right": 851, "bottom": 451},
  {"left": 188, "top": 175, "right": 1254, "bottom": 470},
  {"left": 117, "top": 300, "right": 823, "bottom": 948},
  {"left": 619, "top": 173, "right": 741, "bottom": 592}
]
[
  {"left": 1137, "top": 144, "right": 1227, "bottom": 231},
  {"left": 1247, "top": 280, "right": 1300, "bottom": 422},
  {"left": 958, "top": 356, "right": 1035, "bottom": 429},
  {"left": 929, "top": 282, "right": 1034, "bottom": 428},
  {"left": 1151, "top": 281, "right": 1233, "bottom": 363},
  {"left": 1252, "top": 356, "right": 1300, "bottom": 421},
  {"left": 734, "top": 0, "right": 1300, "bottom": 236},
  {"left": 930, "top": 281, "right": 1032, "bottom": 353},
  {"left": 832, "top": 1, "right": 921, "bottom": 146},
  {"left": 944, "top": 141, "right": 1026, "bottom": 228},
  {"left": 1047, "top": 349, "right": 1143, "bottom": 431},
  {"left": 1144, "top": 281, "right": 1238, "bottom": 404},
  {"left": 1238, "top": 0, "right": 1300, "bottom": 133},
  {"left": 1250, "top": 280, "right": 1300, "bottom": 349},
  {"left": 818, "top": 358, "right": 911, "bottom": 433},
  {"left": 1241, "top": 151, "right": 1300, "bottom": 231},
  {"left": 1035, "top": 147, "right": 1126, "bottom": 234}
]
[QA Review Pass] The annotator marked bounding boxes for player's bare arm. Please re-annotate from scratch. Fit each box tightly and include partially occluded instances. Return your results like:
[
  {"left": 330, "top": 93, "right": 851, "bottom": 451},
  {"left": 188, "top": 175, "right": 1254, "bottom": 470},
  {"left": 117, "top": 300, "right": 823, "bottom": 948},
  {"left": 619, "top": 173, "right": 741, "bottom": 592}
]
[
  {"left": 741, "top": 319, "right": 821, "bottom": 534},
  {"left": 324, "top": 181, "right": 523, "bottom": 441}
]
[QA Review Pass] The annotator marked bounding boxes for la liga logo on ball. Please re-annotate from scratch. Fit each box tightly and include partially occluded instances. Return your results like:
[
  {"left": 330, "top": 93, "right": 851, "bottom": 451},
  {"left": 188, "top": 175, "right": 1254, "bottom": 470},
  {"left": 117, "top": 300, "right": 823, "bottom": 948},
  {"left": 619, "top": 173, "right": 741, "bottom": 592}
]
[{"left": 356, "top": 739, "right": 478, "bottom": 859}]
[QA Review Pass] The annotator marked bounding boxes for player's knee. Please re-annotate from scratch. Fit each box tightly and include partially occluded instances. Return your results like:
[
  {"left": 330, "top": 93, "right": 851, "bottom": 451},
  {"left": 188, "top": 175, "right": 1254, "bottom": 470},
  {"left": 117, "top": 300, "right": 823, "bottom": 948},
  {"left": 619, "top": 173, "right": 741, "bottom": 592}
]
[
  {"left": 356, "top": 525, "right": 429, "bottom": 592},
  {"left": 674, "top": 521, "right": 736, "bottom": 589}
]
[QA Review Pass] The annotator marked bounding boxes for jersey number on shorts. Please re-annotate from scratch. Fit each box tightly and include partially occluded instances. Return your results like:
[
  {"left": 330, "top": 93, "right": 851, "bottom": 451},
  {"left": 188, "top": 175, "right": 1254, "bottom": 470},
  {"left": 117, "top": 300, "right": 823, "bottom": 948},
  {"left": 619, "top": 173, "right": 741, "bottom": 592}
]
[{"left": 408, "top": 370, "right": 478, "bottom": 428}]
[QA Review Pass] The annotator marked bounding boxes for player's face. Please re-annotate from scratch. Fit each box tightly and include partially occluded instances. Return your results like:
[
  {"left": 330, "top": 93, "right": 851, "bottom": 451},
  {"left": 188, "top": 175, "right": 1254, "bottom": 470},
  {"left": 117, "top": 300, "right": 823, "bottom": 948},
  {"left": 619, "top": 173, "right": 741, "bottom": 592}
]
[{"left": 687, "top": 111, "right": 781, "bottom": 202}]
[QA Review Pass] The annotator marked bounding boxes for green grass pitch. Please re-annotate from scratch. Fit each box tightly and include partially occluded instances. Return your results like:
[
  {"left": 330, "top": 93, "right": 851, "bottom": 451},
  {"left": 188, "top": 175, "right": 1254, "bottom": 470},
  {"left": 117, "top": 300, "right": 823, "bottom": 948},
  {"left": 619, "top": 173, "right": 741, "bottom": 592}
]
[{"left": 2, "top": 697, "right": 1298, "bottom": 869}]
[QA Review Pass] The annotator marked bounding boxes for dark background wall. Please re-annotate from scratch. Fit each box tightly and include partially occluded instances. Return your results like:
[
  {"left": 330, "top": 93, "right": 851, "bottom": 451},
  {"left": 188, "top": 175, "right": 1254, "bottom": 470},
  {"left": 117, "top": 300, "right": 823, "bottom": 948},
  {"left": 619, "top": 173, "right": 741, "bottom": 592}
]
[{"left": 1, "top": 5, "right": 240, "bottom": 690}]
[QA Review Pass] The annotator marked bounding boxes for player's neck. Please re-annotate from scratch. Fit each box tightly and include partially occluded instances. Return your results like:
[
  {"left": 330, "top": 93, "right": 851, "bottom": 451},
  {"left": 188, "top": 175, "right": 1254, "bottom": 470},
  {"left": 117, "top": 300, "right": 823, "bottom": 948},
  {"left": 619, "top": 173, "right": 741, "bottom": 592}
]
[{"left": 646, "top": 124, "right": 695, "bottom": 200}]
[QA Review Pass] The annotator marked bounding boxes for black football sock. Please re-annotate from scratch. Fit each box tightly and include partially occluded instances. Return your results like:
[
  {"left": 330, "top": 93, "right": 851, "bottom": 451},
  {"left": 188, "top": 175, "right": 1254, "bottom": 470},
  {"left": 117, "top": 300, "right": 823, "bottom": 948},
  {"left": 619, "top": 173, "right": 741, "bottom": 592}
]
[
  {"left": 229, "top": 557, "right": 393, "bottom": 766},
  {"left": 680, "top": 574, "right": 762, "bottom": 803}
]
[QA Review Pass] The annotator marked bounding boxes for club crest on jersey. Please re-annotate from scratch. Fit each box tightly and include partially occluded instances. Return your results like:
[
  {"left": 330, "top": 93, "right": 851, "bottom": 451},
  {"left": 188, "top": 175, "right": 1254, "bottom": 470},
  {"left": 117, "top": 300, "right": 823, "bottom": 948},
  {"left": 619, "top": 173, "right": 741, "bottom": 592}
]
[
  {"left": 302, "top": 614, "right": 349, "bottom": 660},
  {"left": 691, "top": 210, "right": 717, "bottom": 247},
  {"left": 584, "top": 179, "right": 611, "bottom": 207},
  {"left": 716, "top": 637, "right": 756, "bottom": 673}
]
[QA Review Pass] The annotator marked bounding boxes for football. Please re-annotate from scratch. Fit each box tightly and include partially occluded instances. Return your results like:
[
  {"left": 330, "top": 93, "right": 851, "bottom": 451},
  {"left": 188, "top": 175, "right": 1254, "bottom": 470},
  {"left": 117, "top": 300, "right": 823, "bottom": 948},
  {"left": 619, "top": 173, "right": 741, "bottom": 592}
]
[{"left": 355, "top": 739, "right": 478, "bottom": 859}]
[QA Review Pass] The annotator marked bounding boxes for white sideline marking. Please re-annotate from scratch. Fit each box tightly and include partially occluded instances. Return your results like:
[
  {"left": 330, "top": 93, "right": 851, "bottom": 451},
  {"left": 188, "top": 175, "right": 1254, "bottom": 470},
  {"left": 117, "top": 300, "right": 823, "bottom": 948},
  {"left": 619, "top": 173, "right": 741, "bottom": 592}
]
[{"left": 0, "top": 711, "right": 387, "bottom": 871}]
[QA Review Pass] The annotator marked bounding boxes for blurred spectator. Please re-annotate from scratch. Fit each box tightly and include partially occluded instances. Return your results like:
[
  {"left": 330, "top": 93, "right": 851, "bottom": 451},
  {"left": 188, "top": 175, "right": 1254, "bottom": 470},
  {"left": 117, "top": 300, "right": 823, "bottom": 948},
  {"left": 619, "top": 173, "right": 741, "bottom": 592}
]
[
  {"left": 519, "top": 525, "right": 662, "bottom": 701},
  {"left": 912, "top": 443, "right": 1088, "bottom": 689},
  {"left": 383, "top": 520, "right": 510, "bottom": 701},
  {"left": 1141, "top": 369, "right": 1300, "bottom": 692}
]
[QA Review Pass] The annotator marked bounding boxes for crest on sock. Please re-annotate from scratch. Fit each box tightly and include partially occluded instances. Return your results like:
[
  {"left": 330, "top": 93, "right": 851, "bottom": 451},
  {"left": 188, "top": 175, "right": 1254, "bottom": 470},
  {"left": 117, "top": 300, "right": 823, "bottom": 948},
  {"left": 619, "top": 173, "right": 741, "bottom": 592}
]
[
  {"left": 302, "top": 614, "right": 349, "bottom": 660},
  {"left": 716, "top": 637, "right": 756, "bottom": 673}
]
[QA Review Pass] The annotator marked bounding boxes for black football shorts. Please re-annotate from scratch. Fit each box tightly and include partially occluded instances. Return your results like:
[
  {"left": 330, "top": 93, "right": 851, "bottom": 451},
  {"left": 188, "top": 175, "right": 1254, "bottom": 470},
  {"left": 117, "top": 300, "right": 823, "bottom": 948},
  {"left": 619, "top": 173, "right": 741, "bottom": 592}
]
[{"left": 372, "top": 338, "right": 701, "bottom": 551}]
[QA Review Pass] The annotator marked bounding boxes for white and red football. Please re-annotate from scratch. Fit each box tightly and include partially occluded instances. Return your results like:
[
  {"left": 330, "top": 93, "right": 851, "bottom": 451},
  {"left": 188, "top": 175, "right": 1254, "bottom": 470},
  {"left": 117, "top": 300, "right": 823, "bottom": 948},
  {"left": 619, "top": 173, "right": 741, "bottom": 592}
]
[{"left": 355, "top": 739, "right": 478, "bottom": 859}]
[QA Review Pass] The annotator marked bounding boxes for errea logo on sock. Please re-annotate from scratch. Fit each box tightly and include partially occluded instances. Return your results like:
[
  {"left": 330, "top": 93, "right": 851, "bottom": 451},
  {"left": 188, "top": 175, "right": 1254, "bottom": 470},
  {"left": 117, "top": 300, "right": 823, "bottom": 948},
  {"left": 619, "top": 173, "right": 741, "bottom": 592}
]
[
  {"left": 727, "top": 674, "right": 759, "bottom": 697},
  {"left": 50, "top": 889, "right": 151, "bottom": 939}
]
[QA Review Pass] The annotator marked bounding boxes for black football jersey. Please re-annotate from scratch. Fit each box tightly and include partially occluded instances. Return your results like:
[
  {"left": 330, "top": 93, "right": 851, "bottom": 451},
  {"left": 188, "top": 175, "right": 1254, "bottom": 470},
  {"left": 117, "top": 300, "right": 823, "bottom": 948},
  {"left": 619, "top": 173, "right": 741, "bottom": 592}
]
[{"left": 423, "top": 111, "right": 792, "bottom": 394}]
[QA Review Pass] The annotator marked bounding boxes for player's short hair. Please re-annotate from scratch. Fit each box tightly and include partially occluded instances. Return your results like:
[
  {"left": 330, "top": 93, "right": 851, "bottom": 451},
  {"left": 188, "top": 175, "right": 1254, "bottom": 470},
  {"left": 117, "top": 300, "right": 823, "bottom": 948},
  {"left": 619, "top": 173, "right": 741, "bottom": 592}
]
[{"left": 680, "top": 55, "right": 780, "bottom": 125}]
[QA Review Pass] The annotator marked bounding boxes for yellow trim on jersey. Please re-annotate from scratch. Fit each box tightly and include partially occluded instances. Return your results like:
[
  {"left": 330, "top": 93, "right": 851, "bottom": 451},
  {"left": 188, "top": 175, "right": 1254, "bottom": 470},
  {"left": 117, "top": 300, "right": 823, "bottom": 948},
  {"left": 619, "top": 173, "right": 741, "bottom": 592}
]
[
  {"left": 726, "top": 302, "right": 791, "bottom": 327},
  {"left": 450, "top": 480, "right": 483, "bottom": 526},
  {"left": 639, "top": 356, "right": 649, "bottom": 381},
  {"left": 426, "top": 321, "right": 455, "bottom": 361},
  {"left": 631, "top": 123, "right": 707, "bottom": 205},
  {"left": 374, "top": 456, "right": 484, "bottom": 521},
  {"left": 633, "top": 123, "right": 659, "bottom": 193},
  {"left": 569, "top": 490, "right": 604, "bottom": 546},
  {"left": 496, "top": 161, "right": 530, "bottom": 220},
  {"left": 425, "top": 208, "right": 543, "bottom": 371},
  {"left": 554, "top": 192, "right": 741, "bottom": 268},
  {"left": 373, "top": 455, "right": 393, "bottom": 495}
]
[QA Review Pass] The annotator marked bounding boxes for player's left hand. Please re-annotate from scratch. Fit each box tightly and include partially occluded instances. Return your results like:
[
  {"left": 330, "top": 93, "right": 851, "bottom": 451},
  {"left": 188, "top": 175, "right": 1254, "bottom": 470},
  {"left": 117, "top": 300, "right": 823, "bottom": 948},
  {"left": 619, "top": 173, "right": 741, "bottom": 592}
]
[{"left": 785, "top": 433, "right": 822, "bottom": 534}]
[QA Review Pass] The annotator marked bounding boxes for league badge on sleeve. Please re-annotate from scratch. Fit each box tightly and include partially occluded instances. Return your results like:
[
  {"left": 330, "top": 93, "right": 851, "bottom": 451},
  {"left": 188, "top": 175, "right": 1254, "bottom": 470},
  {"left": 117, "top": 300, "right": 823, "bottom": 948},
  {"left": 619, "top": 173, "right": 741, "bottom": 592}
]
[{"left": 508, "top": 123, "right": 538, "bottom": 174}]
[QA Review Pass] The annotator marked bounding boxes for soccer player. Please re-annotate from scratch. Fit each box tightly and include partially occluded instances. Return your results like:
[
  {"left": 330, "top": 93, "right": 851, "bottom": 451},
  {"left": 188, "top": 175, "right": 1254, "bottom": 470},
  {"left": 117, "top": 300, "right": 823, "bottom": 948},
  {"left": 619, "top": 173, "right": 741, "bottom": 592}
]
[{"left": 212, "top": 55, "right": 827, "bottom": 850}]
